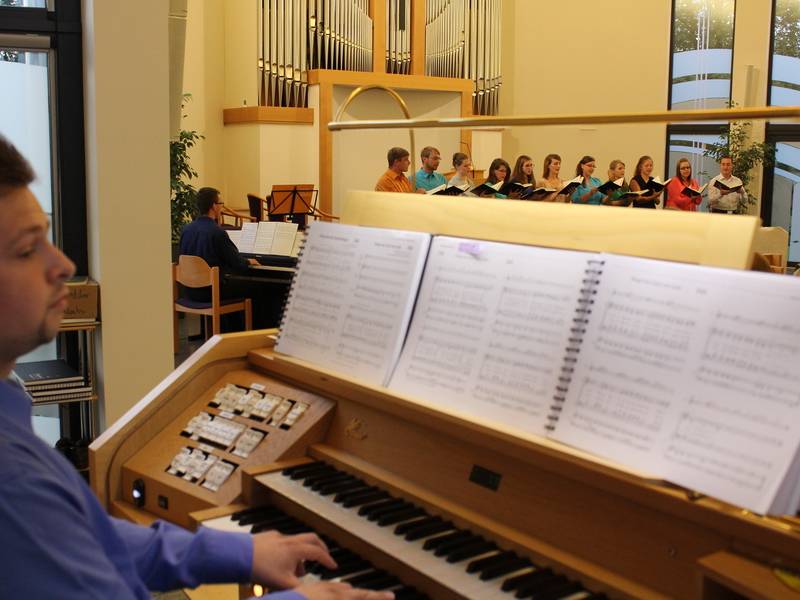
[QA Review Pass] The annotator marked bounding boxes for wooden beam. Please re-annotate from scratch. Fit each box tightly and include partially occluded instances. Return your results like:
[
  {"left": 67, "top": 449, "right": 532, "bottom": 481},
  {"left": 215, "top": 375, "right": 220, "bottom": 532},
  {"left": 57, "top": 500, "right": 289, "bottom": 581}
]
[
  {"left": 223, "top": 106, "right": 314, "bottom": 125},
  {"left": 370, "top": 0, "right": 386, "bottom": 74},
  {"left": 410, "top": 0, "right": 425, "bottom": 76},
  {"left": 318, "top": 82, "right": 334, "bottom": 216}
]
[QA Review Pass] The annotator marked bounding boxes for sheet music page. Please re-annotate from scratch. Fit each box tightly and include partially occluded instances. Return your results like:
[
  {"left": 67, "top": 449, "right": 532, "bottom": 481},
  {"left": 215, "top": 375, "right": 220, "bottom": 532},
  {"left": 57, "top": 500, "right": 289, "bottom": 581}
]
[
  {"left": 290, "top": 231, "right": 304, "bottom": 257},
  {"left": 389, "top": 237, "right": 595, "bottom": 433},
  {"left": 253, "top": 222, "right": 277, "bottom": 254},
  {"left": 226, "top": 229, "right": 243, "bottom": 250},
  {"left": 270, "top": 222, "right": 299, "bottom": 255},
  {"left": 551, "top": 254, "right": 800, "bottom": 513},
  {"left": 276, "top": 221, "right": 431, "bottom": 386},
  {"left": 239, "top": 222, "right": 258, "bottom": 253}
]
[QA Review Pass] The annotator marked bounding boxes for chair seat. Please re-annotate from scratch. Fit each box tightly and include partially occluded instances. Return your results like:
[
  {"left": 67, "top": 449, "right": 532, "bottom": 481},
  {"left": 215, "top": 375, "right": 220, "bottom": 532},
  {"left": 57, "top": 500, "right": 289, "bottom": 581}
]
[{"left": 175, "top": 297, "right": 246, "bottom": 310}]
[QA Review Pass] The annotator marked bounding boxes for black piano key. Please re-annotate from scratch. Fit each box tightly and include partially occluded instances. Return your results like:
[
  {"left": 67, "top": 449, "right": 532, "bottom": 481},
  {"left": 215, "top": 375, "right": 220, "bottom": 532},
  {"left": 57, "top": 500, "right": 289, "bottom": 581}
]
[
  {"left": 432, "top": 534, "right": 483, "bottom": 557},
  {"left": 281, "top": 461, "right": 322, "bottom": 476},
  {"left": 284, "top": 462, "right": 329, "bottom": 479},
  {"left": 300, "top": 467, "right": 341, "bottom": 487},
  {"left": 231, "top": 504, "right": 281, "bottom": 522},
  {"left": 235, "top": 506, "right": 284, "bottom": 526},
  {"left": 467, "top": 549, "right": 517, "bottom": 573},
  {"left": 392, "top": 587, "right": 428, "bottom": 600},
  {"left": 342, "top": 569, "right": 393, "bottom": 587},
  {"left": 249, "top": 515, "right": 302, "bottom": 533},
  {"left": 514, "top": 574, "right": 567, "bottom": 598},
  {"left": 360, "top": 575, "right": 402, "bottom": 591},
  {"left": 394, "top": 515, "right": 441, "bottom": 536},
  {"left": 320, "top": 559, "right": 372, "bottom": 580},
  {"left": 582, "top": 594, "right": 608, "bottom": 600},
  {"left": 334, "top": 485, "right": 378, "bottom": 503},
  {"left": 531, "top": 580, "right": 583, "bottom": 600},
  {"left": 377, "top": 506, "right": 427, "bottom": 527},
  {"left": 317, "top": 478, "right": 365, "bottom": 496},
  {"left": 277, "top": 523, "right": 313, "bottom": 535},
  {"left": 502, "top": 568, "right": 554, "bottom": 592},
  {"left": 306, "top": 471, "right": 352, "bottom": 488},
  {"left": 404, "top": 519, "right": 455, "bottom": 541},
  {"left": 366, "top": 501, "right": 414, "bottom": 522},
  {"left": 422, "top": 529, "right": 472, "bottom": 551},
  {"left": 357, "top": 497, "right": 404, "bottom": 517},
  {"left": 342, "top": 489, "right": 390, "bottom": 508},
  {"left": 479, "top": 556, "right": 534, "bottom": 580},
  {"left": 444, "top": 539, "right": 497, "bottom": 563}
]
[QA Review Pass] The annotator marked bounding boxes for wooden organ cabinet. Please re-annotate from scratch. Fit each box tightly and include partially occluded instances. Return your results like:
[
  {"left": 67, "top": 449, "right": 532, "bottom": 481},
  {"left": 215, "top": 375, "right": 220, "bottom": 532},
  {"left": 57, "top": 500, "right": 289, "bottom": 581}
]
[{"left": 91, "top": 195, "right": 800, "bottom": 600}]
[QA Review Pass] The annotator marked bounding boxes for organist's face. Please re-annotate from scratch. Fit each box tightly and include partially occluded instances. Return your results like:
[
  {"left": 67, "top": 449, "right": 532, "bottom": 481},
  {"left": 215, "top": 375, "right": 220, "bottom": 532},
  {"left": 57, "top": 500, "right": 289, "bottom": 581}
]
[{"left": 0, "top": 187, "right": 75, "bottom": 370}]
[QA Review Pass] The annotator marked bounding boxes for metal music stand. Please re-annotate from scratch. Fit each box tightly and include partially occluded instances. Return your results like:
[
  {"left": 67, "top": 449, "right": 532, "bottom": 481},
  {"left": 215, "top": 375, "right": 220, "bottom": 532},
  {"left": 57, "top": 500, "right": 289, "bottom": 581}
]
[{"left": 268, "top": 184, "right": 318, "bottom": 228}]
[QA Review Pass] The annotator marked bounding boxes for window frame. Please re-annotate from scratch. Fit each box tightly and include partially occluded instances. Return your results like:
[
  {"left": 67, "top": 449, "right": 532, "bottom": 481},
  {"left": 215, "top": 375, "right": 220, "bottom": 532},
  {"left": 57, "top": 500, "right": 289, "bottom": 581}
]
[{"left": 0, "top": 0, "right": 87, "bottom": 274}]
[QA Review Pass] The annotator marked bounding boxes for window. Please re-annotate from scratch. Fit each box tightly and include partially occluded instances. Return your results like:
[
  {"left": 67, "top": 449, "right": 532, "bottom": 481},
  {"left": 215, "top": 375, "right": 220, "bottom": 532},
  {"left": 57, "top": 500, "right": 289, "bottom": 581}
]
[
  {"left": 769, "top": 0, "right": 800, "bottom": 106},
  {"left": 669, "top": 0, "right": 736, "bottom": 110}
]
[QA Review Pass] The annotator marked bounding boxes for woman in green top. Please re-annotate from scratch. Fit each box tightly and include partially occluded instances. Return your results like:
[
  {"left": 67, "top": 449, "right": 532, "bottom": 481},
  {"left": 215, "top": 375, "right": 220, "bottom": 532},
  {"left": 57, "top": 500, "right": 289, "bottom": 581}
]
[{"left": 603, "top": 159, "right": 631, "bottom": 206}]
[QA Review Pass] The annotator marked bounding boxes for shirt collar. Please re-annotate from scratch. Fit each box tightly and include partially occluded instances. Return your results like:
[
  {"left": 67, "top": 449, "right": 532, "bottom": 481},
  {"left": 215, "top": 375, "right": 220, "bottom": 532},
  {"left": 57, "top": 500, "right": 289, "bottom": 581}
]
[{"left": 0, "top": 380, "right": 33, "bottom": 430}]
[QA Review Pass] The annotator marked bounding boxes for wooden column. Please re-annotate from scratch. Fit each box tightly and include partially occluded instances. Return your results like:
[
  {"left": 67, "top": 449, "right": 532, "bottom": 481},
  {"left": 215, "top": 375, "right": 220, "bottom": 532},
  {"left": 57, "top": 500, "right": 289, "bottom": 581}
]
[
  {"left": 370, "top": 0, "right": 386, "bottom": 73},
  {"left": 318, "top": 81, "right": 335, "bottom": 216},
  {"left": 410, "top": 0, "right": 425, "bottom": 76}
]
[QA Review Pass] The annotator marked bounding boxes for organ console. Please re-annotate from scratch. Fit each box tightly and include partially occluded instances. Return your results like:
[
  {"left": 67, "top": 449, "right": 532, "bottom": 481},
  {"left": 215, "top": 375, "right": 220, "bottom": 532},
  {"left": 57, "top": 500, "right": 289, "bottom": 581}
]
[{"left": 91, "top": 197, "right": 800, "bottom": 599}]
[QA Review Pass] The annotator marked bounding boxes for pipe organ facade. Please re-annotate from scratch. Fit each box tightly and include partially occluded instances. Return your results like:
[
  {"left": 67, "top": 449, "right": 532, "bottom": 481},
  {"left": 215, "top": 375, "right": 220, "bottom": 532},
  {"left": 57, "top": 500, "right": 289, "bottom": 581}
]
[
  {"left": 256, "top": 0, "right": 502, "bottom": 114},
  {"left": 425, "top": 0, "right": 502, "bottom": 115}
]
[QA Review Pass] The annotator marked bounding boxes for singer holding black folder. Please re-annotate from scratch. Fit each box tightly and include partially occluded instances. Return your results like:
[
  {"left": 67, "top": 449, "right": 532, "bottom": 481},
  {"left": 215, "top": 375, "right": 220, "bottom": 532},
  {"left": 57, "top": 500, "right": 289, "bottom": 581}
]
[
  {"left": 571, "top": 155, "right": 605, "bottom": 205},
  {"left": 537, "top": 153, "right": 567, "bottom": 202},
  {"left": 665, "top": 158, "right": 701, "bottom": 211},
  {"left": 447, "top": 152, "right": 474, "bottom": 189},
  {"left": 629, "top": 155, "right": 663, "bottom": 209},
  {"left": 708, "top": 155, "right": 747, "bottom": 214},
  {"left": 482, "top": 158, "right": 512, "bottom": 198}
]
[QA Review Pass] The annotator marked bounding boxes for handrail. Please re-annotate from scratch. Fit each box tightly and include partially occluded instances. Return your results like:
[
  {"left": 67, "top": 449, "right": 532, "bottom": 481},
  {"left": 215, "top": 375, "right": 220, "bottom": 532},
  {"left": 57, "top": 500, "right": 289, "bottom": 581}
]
[{"left": 328, "top": 105, "right": 800, "bottom": 131}]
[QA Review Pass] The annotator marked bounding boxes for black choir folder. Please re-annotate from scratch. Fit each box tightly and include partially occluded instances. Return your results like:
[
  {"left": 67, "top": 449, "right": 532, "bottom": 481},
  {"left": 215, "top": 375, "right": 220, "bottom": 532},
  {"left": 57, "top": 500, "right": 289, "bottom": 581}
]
[{"left": 277, "top": 224, "right": 800, "bottom": 515}]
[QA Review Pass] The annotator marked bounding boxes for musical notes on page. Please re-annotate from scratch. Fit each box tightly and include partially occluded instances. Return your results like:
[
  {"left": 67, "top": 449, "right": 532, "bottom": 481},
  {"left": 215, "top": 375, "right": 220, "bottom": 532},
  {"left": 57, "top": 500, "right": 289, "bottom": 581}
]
[
  {"left": 390, "top": 237, "right": 595, "bottom": 433},
  {"left": 276, "top": 222, "right": 431, "bottom": 386}
]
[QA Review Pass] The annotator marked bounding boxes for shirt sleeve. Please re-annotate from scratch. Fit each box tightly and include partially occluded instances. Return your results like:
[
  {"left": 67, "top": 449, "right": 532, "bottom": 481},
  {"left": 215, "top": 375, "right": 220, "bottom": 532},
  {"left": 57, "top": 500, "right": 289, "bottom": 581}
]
[
  {"left": 113, "top": 518, "right": 253, "bottom": 591},
  {"left": 216, "top": 229, "right": 250, "bottom": 273}
]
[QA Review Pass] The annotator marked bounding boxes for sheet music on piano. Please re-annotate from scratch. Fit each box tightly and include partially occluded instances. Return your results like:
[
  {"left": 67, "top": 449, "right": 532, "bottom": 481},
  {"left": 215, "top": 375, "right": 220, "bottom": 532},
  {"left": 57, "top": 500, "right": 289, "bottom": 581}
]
[
  {"left": 389, "top": 237, "right": 594, "bottom": 434},
  {"left": 228, "top": 222, "right": 299, "bottom": 256},
  {"left": 551, "top": 254, "right": 800, "bottom": 515},
  {"left": 276, "top": 222, "right": 431, "bottom": 386}
]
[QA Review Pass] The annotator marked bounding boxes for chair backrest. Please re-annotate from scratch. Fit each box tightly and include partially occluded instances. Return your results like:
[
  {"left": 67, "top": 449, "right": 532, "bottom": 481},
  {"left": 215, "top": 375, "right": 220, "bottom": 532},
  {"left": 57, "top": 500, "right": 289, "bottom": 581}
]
[
  {"left": 247, "top": 193, "right": 265, "bottom": 221},
  {"left": 175, "top": 255, "right": 215, "bottom": 288}
]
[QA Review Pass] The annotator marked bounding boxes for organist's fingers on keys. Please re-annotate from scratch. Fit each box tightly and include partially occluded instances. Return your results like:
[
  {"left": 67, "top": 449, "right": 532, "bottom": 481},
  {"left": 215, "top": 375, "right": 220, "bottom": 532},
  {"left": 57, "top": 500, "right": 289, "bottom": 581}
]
[
  {"left": 250, "top": 528, "right": 397, "bottom": 599},
  {"left": 204, "top": 461, "right": 608, "bottom": 600}
]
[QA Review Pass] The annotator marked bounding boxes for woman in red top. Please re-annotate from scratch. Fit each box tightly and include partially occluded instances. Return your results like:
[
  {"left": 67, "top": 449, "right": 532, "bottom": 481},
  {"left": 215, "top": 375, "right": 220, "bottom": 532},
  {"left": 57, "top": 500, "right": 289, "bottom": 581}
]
[{"left": 665, "top": 158, "right": 701, "bottom": 211}]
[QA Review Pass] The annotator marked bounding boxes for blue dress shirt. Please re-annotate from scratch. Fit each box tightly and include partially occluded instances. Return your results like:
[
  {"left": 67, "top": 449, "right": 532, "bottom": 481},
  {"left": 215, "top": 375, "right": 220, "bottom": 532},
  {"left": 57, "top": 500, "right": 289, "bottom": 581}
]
[
  {"left": 0, "top": 379, "right": 303, "bottom": 599},
  {"left": 413, "top": 168, "right": 447, "bottom": 191},
  {"left": 179, "top": 216, "right": 250, "bottom": 274}
]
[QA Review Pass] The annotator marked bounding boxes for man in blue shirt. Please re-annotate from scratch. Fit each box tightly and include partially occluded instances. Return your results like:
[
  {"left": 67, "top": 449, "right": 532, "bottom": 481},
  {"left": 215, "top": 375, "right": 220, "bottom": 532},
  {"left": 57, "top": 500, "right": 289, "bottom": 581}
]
[
  {"left": 412, "top": 146, "right": 447, "bottom": 192},
  {"left": 0, "top": 135, "right": 392, "bottom": 600}
]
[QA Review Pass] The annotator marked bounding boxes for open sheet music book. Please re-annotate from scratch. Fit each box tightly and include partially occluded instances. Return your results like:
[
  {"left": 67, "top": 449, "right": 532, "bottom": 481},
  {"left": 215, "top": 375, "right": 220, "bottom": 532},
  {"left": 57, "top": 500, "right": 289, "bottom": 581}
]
[
  {"left": 228, "top": 221, "right": 299, "bottom": 256},
  {"left": 276, "top": 226, "right": 800, "bottom": 515},
  {"left": 275, "top": 221, "right": 431, "bottom": 386}
]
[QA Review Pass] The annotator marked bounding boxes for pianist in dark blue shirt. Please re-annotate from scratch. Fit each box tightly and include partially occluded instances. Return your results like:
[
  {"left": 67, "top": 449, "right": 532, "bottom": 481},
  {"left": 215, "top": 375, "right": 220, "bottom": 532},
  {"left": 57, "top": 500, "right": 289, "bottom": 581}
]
[{"left": 178, "top": 187, "right": 257, "bottom": 301}]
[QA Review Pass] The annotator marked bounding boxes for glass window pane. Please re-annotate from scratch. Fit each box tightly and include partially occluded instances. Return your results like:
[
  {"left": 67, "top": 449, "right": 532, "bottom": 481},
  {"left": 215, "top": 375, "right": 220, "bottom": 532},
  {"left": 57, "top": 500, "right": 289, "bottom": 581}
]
[
  {"left": 0, "top": 46, "right": 53, "bottom": 215},
  {"left": 767, "top": 142, "right": 800, "bottom": 262},
  {"left": 671, "top": 0, "right": 735, "bottom": 110},
  {"left": 0, "top": 44, "right": 57, "bottom": 363},
  {"left": 668, "top": 132, "right": 722, "bottom": 212},
  {"left": 0, "top": 1, "right": 47, "bottom": 7},
  {"left": 770, "top": 0, "right": 800, "bottom": 107}
]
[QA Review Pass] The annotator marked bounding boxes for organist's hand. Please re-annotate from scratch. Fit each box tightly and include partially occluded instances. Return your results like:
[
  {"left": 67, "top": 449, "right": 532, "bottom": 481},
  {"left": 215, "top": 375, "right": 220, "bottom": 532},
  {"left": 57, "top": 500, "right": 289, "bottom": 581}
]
[
  {"left": 252, "top": 530, "right": 336, "bottom": 588},
  {"left": 293, "top": 582, "right": 395, "bottom": 599}
]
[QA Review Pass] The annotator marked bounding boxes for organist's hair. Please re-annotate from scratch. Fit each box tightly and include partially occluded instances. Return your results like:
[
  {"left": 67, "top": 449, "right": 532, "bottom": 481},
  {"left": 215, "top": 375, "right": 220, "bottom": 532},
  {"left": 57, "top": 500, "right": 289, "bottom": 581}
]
[{"left": 0, "top": 135, "right": 35, "bottom": 194}]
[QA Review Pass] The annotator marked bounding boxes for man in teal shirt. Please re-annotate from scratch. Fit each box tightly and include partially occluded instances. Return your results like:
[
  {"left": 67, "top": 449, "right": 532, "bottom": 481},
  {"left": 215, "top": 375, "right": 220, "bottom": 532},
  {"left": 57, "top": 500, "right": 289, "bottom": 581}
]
[{"left": 413, "top": 146, "right": 447, "bottom": 192}]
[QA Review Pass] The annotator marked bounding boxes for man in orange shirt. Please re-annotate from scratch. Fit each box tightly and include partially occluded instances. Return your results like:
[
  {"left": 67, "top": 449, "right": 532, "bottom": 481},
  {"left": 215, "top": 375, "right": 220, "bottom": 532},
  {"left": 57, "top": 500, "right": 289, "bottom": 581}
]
[{"left": 374, "top": 147, "right": 413, "bottom": 193}]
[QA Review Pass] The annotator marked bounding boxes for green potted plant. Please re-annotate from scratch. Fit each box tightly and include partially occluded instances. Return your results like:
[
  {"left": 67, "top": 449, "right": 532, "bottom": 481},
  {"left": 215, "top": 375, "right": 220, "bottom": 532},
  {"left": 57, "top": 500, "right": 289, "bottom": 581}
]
[
  {"left": 170, "top": 97, "right": 203, "bottom": 250},
  {"left": 702, "top": 104, "right": 776, "bottom": 214}
]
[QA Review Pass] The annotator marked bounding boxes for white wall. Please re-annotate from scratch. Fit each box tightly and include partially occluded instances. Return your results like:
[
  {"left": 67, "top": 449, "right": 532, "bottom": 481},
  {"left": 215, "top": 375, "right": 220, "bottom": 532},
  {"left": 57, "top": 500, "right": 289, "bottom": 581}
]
[
  {"left": 83, "top": 0, "right": 174, "bottom": 427},
  {"left": 332, "top": 87, "right": 462, "bottom": 214}
]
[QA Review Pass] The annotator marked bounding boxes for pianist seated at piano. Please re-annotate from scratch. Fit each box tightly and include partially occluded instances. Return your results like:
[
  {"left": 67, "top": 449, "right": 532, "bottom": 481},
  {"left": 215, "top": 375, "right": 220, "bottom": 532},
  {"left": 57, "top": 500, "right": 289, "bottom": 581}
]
[
  {"left": 0, "top": 136, "right": 392, "bottom": 600},
  {"left": 179, "top": 186, "right": 259, "bottom": 301}
]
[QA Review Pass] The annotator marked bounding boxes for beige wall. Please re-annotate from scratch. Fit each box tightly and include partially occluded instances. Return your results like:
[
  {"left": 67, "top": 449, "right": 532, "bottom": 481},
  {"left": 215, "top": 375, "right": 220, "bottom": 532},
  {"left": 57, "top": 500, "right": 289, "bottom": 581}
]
[
  {"left": 501, "top": 0, "right": 671, "bottom": 183},
  {"left": 83, "top": 0, "right": 174, "bottom": 427}
]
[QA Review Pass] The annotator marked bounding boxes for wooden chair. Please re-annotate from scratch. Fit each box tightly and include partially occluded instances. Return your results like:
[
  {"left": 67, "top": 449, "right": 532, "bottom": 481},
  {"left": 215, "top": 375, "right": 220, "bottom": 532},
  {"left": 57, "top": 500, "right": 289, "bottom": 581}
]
[
  {"left": 218, "top": 205, "right": 256, "bottom": 228},
  {"left": 172, "top": 255, "right": 252, "bottom": 353},
  {"left": 247, "top": 193, "right": 267, "bottom": 222}
]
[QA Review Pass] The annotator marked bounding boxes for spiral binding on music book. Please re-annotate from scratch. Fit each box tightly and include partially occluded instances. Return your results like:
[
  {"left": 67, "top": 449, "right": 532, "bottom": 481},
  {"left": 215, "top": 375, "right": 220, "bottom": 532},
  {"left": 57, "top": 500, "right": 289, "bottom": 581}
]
[
  {"left": 274, "top": 227, "right": 311, "bottom": 345},
  {"left": 545, "top": 258, "right": 605, "bottom": 432}
]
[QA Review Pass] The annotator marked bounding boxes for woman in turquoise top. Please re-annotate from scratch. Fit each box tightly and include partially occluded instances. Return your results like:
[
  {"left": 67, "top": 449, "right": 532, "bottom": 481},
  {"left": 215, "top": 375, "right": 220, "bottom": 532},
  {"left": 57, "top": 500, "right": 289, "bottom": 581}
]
[{"left": 571, "top": 155, "right": 605, "bottom": 205}]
